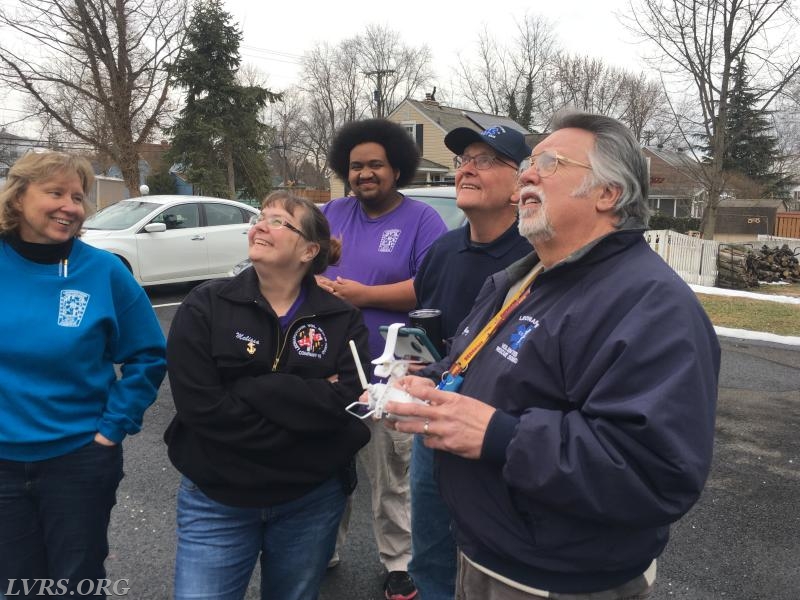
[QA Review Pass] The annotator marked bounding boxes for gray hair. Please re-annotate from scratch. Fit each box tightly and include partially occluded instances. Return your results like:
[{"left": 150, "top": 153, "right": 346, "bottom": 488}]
[{"left": 552, "top": 112, "right": 650, "bottom": 227}]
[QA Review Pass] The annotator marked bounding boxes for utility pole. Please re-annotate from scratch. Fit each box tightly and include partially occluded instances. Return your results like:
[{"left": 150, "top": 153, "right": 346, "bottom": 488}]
[{"left": 365, "top": 69, "right": 395, "bottom": 117}]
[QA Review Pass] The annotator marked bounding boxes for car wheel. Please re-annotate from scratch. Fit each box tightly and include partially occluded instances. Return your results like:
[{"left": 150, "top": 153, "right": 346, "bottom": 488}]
[{"left": 116, "top": 255, "right": 133, "bottom": 272}]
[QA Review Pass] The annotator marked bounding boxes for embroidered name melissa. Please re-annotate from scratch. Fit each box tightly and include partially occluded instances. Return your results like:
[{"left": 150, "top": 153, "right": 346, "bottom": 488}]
[{"left": 235, "top": 332, "right": 260, "bottom": 345}]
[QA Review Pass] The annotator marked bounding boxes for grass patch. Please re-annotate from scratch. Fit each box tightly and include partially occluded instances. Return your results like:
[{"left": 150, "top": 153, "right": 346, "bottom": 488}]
[
  {"left": 747, "top": 283, "right": 800, "bottom": 297},
  {"left": 697, "top": 294, "right": 800, "bottom": 337}
]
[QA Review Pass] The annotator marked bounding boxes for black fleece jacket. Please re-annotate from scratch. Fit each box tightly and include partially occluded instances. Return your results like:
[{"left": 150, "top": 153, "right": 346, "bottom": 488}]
[{"left": 164, "top": 268, "right": 371, "bottom": 507}]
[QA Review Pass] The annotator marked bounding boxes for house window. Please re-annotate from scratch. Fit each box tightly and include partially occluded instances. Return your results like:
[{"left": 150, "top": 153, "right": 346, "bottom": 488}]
[{"left": 401, "top": 122, "right": 423, "bottom": 154}]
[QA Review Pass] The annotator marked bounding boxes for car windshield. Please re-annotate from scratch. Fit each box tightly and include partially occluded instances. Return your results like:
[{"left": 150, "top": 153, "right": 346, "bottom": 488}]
[{"left": 84, "top": 201, "right": 159, "bottom": 230}]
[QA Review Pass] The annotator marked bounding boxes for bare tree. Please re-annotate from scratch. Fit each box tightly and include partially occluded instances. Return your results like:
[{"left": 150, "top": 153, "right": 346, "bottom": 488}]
[
  {"left": 264, "top": 88, "right": 315, "bottom": 186},
  {"left": 617, "top": 73, "right": 670, "bottom": 143},
  {"left": 545, "top": 55, "right": 628, "bottom": 121},
  {"left": 769, "top": 98, "right": 800, "bottom": 202},
  {"left": 300, "top": 40, "right": 367, "bottom": 157},
  {"left": 454, "top": 14, "right": 556, "bottom": 130},
  {"left": 0, "top": 0, "right": 187, "bottom": 196},
  {"left": 357, "top": 24, "right": 434, "bottom": 118},
  {"left": 294, "top": 26, "right": 432, "bottom": 185},
  {"left": 509, "top": 14, "right": 558, "bottom": 131},
  {"left": 454, "top": 25, "right": 510, "bottom": 116},
  {"left": 624, "top": 0, "right": 800, "bottom": 238}
]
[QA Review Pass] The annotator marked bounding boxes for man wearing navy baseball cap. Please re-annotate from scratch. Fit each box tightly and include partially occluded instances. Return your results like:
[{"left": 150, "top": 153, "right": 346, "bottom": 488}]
[
  {"left": 406, "top": 124, "right": 533, "bottom": 600},
  {"left": 443, "top": 125, "right": 531, "bottom": 166}
]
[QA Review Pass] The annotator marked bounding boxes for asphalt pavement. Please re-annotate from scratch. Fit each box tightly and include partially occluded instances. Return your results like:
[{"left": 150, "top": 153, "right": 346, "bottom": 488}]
[{"left": 102, "top": 291, "right": 800, "bottom": 599}]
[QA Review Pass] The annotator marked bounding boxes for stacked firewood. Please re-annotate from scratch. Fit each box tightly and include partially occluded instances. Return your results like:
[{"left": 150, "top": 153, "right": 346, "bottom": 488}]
[
  {"left": 717, "top": 244, "right": 800, "bottom": 289},
  {"left": 752, "top": 244, "right": 800, "bottom": 283}
]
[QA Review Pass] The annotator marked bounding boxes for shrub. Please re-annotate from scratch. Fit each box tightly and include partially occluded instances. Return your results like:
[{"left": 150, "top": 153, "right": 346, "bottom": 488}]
[{"left": 648, "top": 214, "right": 701, "bottom": 233}]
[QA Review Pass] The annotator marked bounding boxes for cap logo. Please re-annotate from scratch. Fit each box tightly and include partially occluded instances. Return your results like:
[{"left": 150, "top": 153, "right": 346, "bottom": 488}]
[{"left": 482, "top": 126, "right": 507, "bottom": 139}]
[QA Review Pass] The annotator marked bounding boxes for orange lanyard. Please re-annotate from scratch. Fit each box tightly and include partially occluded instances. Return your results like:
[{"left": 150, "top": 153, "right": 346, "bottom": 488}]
[{"left": 446, "top": 268, "right": 541, "bottom": 378}]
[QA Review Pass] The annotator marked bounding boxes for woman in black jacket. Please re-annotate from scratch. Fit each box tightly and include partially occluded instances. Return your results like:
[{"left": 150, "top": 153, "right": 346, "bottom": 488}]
[{"left": 165, "top": 191, "right": 370, "bottom": 600}]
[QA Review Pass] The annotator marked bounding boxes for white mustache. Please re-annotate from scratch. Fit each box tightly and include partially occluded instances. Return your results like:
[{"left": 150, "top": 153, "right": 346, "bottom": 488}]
[{"left": 518, "top": 185, "right": 543, "bottom": 206}]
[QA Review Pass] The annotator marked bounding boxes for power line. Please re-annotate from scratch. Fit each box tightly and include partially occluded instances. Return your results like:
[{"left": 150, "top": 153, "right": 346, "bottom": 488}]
[{"left": 240, "top": 44, "right": 303, "bottom": 61}]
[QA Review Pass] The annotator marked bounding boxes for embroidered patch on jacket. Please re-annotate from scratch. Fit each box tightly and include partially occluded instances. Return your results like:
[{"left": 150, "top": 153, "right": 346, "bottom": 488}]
[
  {"left": 292, "top": 324, "right": 328, "bottom": 358},
  {"left": 378, "top": 229, "right": 401, "bottom": 253},
  {"left": 236, "top": 331, "right": 260, "bottom": 355},
  {"left": 58, "top": 289, "right": 90, "bottom": 327},
  {"left": 495, "top": 317, "right": 540, "bottom": 364}
]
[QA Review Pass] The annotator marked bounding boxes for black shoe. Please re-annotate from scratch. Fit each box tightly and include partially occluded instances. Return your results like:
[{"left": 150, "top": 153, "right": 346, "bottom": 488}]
[{"left": 384, "top": 571, "right": 417, "bottom": 600}]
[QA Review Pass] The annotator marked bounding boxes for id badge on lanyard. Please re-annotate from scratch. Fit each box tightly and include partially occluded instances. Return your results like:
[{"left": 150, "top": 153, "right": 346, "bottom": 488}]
[{"left": 437, "top": 372, "right": 464, "bottom": 392}]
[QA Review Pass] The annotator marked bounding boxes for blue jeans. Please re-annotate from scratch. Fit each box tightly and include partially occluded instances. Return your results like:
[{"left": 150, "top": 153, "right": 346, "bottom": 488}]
[
  {"left": 408, "top": 435, "right": 457, "bottom": 600},
  {"left": 0, "top": 442, "right": 124, "bottom": 599},
  {"left": 174, "top": 476, "right": 346, "bottom": 600}
]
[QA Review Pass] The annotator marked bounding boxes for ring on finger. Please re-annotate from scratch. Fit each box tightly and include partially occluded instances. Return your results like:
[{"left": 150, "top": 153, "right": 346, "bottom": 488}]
[{"left": 423, "top": 419, "right": 430, "bottom": 435}]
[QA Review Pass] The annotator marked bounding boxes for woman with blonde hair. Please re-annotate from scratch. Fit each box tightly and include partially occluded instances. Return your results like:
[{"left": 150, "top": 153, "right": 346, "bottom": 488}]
[
  {"left": 0, "top": 151, "right": 167, "bottom": 597},
  {"left": 165, "top": 191, "right": 370, "bottom": 600}
]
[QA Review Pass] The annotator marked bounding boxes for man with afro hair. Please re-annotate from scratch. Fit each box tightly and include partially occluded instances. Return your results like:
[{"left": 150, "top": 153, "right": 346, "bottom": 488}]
[{"left": 318, "top": 118, "right": 447, "bottom": 600}]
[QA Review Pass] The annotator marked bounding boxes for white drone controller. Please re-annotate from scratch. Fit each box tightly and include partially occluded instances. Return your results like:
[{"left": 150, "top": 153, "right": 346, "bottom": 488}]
[{"left": 346, "top": 323, "right": 428, "bottom": 421}]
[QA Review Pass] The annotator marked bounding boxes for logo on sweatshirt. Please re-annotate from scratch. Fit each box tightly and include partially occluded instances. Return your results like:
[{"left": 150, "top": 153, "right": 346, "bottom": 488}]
[
  {"left": 495, "top": 318, "right": 539, "bottom": 364},
  {"left": 292, "top": 324, "right": 328, "bottom": 358},
  {"left": 378, "top": 229, "right": 401, "bottom": 253},
  {"left": 57, "top": 289, "right": 90, "bottom": 327}
]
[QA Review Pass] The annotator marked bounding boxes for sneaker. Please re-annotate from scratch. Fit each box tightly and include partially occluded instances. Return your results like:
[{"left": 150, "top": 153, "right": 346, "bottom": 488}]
[
  {"left": 384, "top": 571, "right": 417, "bottom": 600},
  {"left": 327, "top": 551, "right": 340, "bottom": 569}
]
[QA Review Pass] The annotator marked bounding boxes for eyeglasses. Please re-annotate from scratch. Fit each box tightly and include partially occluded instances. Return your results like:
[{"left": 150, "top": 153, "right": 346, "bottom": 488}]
[
  {"left": 454, "top": 153, "right": 517, "bottom": 171},
  {"left": 518, "top": 151, "right": 592, "bottom": 178},
  {"left": 249, "top": 214, "right": 308, "bottom": 239}
]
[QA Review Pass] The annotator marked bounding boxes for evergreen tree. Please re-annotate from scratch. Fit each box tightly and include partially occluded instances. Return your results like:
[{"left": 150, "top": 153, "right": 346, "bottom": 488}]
[
  {"left": 724, "top": 59, "right": 781, "bottom": 188},
  {"left": 167, "top": 0, "right": 280, "bottom": 200},
  {"left": 146, "top": 167, "right": 178, "bottom": 195}
]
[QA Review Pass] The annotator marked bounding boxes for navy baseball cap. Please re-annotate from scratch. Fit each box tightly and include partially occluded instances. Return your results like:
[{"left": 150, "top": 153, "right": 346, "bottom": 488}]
[{"left": 444, "top": 125, "right": 531, "bottom": 165}]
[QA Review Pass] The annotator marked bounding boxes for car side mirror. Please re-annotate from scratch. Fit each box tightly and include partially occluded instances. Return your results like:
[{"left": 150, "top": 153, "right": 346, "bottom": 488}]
[{"left": 144, "top": 222, "right": 167, "bottom": 233}]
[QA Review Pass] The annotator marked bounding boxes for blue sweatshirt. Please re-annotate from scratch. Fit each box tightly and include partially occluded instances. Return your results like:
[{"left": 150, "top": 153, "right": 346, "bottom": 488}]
[{"left": 0, "top": 237, "right": 166, "bottom": 461}]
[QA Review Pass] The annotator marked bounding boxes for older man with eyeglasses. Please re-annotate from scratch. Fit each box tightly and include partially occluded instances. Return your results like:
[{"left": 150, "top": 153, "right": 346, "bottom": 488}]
[
  {"left": 386, "top": 112, "right": 720, "bottom": 600},
  {"left": 408, "top": 124, "right": 532, "bottom": 600}
]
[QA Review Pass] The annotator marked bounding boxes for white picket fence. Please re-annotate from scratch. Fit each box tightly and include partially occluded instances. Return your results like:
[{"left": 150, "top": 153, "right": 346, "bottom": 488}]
[
  {"left": 644, "top": 230, "right": 721, "bottom": 286},
  {"left": 756, "top": 235, "right": 800, "bottom": 250}
]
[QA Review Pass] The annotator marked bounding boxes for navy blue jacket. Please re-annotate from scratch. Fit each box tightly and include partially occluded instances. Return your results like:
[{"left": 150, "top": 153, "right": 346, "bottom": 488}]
[
  {"left": 414, "top": 221, "right": 532, "bottom": 345},
  {"left": 428, "top": 228, "right": 720, "bottom": 593}
]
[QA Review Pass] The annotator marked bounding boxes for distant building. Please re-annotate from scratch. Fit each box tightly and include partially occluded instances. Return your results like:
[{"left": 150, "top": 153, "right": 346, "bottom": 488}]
[
  {"left": 0, "top": 129, "right": 47, "bottom": 177},
  {"left": 644, "top": 147, "right": 707, "bottom": 219},
  {"left": 714, "top": 198, "right": 786, "bottom": 242}
]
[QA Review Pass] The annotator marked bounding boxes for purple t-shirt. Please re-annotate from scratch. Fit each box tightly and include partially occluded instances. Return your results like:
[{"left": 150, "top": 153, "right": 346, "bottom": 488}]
[{"left": 322, "top": 195, "right": 447, "bottom": 365}]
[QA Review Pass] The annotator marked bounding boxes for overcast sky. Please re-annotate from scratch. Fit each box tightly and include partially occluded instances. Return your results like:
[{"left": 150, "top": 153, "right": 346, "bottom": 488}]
[
  {"left": 0, "top": 0, "right": 653, "bottom": 136},
  {"left": 224, "top": 0, "right": 650, "bottom": 92}
]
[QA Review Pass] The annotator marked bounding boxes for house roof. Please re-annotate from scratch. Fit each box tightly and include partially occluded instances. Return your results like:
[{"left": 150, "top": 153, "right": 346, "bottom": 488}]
[
  {"left": 643, "top": 147, "right": 704, "bottom": 199},
  {"left": 718, "top": 198, "right": 784, "bottom": 209},
  {"left": 401, "top": 99, "right": 533, "bottom": 136},
  {"left": 417, "top": 157, "right": 449, "bottom": 172},
  {"left": 0, "top": 129, "right": 36, "bottom": 143},
  {"left": 644, "top": 146, "right": 700, "bottom": 170}
]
